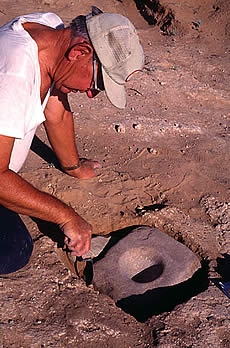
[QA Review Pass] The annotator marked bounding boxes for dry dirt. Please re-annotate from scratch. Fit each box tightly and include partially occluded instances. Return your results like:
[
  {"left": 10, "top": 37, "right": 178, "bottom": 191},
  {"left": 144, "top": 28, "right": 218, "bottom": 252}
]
[{"left": 1, "top": 1, "right": 230, "bottom": 347}]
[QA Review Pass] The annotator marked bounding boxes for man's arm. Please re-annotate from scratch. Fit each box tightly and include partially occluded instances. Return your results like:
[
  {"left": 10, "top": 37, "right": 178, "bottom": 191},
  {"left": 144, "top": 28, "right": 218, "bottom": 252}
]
[
  {"left": 44, "top": 87, "right": 100, "bottom": 179},
  {"left": 0, "top": 134, "right": 92, "bottom": 256}
]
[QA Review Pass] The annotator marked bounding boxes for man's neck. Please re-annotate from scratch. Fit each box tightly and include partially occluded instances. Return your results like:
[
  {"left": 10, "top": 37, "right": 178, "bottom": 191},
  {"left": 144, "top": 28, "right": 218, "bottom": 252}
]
[{"left": 22, "top": 23, "right": 71, "bottom": 101}]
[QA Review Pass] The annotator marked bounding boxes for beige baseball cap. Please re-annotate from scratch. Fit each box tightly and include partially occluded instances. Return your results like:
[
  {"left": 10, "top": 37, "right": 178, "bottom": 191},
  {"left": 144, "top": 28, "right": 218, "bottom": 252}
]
[{"left": 86, "top": 12, "right": 144, "bottom": 109}]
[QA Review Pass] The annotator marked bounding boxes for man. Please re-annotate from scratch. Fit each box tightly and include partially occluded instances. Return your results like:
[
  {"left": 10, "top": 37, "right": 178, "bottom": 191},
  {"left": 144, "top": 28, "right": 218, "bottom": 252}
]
[{"left": 0, "top": 7, "right": 144, "bottom": 274}]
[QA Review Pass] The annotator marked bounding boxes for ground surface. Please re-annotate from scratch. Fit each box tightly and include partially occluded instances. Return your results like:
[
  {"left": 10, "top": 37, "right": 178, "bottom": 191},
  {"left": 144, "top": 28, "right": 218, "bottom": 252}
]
[{"left": 1, "top": 1, "right": 230, "bottom": 347}]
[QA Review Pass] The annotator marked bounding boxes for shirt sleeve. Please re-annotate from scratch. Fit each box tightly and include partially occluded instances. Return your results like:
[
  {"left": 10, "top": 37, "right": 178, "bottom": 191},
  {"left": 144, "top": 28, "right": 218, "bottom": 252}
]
[{"left": 0, "top": 74, "right": 31, "bottom": 139}]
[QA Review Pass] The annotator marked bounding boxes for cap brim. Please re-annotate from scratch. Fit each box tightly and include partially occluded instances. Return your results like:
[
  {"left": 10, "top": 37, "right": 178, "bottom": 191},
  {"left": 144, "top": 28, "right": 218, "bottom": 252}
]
[{"left": 102, "top": 68, "right": 126, "bottom": 109}]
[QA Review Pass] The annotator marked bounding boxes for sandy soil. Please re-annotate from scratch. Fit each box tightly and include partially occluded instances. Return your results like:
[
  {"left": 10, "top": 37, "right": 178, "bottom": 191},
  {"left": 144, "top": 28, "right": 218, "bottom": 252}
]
[{"left": 1, "top": 1, "right": 230, "bottom": 347}]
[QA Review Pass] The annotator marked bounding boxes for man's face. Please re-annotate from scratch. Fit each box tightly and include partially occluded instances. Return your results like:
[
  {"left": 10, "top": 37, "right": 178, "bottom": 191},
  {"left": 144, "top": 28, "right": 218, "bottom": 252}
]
[
  {"left": 54, "top": 54, "right": 93, "bottom": 94},
  {"left": 54, "top": 48, "right": 104, "bottom": 98}
]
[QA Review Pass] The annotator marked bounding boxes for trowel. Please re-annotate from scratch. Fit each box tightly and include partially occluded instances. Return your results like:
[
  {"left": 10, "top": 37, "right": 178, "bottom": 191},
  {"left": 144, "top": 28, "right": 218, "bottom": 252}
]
[
  {"left": 57, "top": 234, "right": 110, "bottom": 284},
  {"left": 219, "top": 280, "right": 230, "bottom": 299}
]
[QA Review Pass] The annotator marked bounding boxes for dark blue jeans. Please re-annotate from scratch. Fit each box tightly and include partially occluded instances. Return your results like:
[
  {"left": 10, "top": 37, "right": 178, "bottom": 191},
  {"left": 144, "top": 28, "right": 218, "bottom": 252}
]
[{"left": 0, "top": 205, "right": 33, "bottom": 275}]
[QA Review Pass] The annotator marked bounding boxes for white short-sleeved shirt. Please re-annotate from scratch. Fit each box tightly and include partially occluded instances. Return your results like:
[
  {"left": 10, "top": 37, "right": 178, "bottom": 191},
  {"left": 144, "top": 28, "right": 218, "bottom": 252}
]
[{"left": 0, "top": 12, "right": 63, "bottom": 172}]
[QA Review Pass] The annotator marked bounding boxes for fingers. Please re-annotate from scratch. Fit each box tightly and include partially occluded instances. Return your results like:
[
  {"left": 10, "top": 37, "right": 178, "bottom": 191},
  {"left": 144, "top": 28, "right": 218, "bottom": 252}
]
[
  {"left": 80, "top": 159, "right": 102, "bottom": 169},
  {"left": 91, "top": 160, "right": 102, "bottom": 169},
  {"left": 62, "top": 216, "right": 92, "bottom": 256},
  {"left": 67, "top": 236, "right": 91, "bottom": 256},
  {"left": 75, "top": 162, "right": 100, "bottom": 179}
]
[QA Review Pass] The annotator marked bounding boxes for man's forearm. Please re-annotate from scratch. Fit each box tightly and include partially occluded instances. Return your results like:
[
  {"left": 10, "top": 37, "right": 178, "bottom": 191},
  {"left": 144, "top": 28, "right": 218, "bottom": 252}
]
[
  {"left": 44, "top": 92, "right": 100, "bottom": 179},
  {"left": 0, "top": 169, "right": 75, "bottom": 225},
  {"left": 44, "top": 109, "right": 80, "bottom": 169}
]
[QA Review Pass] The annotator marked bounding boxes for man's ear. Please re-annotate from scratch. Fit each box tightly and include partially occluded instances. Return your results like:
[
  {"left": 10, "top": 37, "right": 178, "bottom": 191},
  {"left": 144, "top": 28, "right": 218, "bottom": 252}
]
[{"left": 67, "top": 42, "right": 92, "bottom": 61}]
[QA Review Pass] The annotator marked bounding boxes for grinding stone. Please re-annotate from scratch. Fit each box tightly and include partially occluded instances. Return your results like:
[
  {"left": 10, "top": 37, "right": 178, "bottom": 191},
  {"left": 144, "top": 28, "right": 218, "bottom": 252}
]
[{"left": 93, "top": 226, "right": 200, "bottom": 302}]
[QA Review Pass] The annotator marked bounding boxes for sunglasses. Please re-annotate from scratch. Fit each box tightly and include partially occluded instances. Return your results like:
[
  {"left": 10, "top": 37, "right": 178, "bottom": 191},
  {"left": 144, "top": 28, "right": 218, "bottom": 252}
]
[{"left": 91, "top": 52, "right": 104, "bottom": 93}]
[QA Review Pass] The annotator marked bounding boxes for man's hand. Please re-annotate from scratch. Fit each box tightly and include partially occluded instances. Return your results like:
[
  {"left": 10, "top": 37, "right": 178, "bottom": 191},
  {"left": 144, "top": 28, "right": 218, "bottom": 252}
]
[
  {"left": 60, "top": 212, "right": 92, "bottom": 256},
  {"left": 64, "top": 159, "right": 101, "bottom": 179}
]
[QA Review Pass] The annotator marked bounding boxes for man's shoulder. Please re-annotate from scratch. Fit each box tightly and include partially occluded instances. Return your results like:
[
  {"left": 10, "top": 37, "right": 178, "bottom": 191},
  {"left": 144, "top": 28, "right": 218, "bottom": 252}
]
[
  {"left": 21, "top": 12, "right": 64, "bottom": 29},
  {"left": 0, "top": 12, "right": 64, "bottom": 78},
  {"left": 0, "top": 12, "right": 64, "bottom": 32}
]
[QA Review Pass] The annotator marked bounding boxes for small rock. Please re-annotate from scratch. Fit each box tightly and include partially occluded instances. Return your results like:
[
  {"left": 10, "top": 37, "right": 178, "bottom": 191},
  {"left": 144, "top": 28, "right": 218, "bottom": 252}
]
[
  {"left": 174, "top": 122, "right": 180, "bottom": 127},
  {"left": 133, "top": 123, "right": 142, "bottom": 130},
  {"left": 115, "top": 124, "right": 125, "bottom": 133},
  {"left": 147, "top": 148, "right": 158, "bottom": 154}
]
